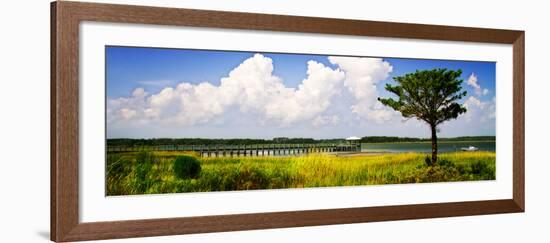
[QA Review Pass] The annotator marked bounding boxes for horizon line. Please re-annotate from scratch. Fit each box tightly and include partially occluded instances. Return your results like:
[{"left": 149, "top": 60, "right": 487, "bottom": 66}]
[{"left": 107, "top": 135, "right": 496, "bottom": 140}]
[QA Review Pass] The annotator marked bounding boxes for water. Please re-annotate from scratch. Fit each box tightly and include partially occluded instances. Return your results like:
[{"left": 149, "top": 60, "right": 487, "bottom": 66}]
[{"left": 361, "top": 141, "right": 495, "bottom": 153}]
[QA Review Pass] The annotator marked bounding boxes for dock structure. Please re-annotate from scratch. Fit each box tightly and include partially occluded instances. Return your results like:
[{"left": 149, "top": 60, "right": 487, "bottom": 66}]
[{"left": 106, "top": 143, "right": 361, "bottom": 157}]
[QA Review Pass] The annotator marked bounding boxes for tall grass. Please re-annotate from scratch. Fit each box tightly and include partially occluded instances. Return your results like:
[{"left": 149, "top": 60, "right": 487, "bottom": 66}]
[{"left": 106, "top": 151, "right": 495, "bottom": 195}]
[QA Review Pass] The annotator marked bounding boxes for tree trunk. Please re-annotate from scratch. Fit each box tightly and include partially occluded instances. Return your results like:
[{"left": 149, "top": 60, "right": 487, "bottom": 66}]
[{"left": 430, "top": 124, "right": 438, "bottom": 166}]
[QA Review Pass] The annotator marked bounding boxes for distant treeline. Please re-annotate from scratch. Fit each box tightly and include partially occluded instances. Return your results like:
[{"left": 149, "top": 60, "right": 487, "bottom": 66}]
[
  {"left": 107, "top": 136, "right": 495, "bottom": 146},
  {"left": 360, "top": 136, "right": 496, "bottom": 143},
  {"left": 107, "top": 137, "right": 343, "bottom": 146}
]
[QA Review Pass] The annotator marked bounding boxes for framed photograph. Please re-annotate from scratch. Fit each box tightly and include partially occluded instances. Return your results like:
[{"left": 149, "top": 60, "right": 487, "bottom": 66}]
[{"left": 51, "top": 1, "right": 524, "bottom": 242}]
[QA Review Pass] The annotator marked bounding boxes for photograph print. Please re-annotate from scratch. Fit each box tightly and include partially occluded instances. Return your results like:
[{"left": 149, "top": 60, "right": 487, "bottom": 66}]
[{"left": 106, "top": 46, "right": 496, "bottom": 196}]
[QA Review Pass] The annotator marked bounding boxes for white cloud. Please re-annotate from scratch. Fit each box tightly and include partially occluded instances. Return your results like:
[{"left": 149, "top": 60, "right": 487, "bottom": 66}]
[
  {"left": 437, "top": 95, "right": 496, "bottom": 136},
  {"left": 137, "top": 80, "right": 175, "bottom": 87},
  {"left": 328, "top": 56, "right": 396, "bottom": 123},
  {"left": 119, "top": 108, "right": 137, "bottom": 120},
  {"left": 107, "top": 87, "right": 149, "bottom": 124},
  {"left": 108, "top": 54, "right": 345, "bottom": 127},
  {"left": 262, "top": 60, "right": 345, "bottom": 125},
  {"left": 466, "top": 73, "right": 490, "bottom": 96},
  {"left": 312, "top": 115, "right": 340, "bottom": 127},
  {"left": 107, "top": 54, "right": 496, "bottom": 138},
  {"left": 466, "top": 73, "right": 481, "bottom": 94},
  {"left": 462, "top": 96, "right": 496, "bottom": 123},
  {"left": 132, "top": 87, "right": 146, "bottom": 97}
]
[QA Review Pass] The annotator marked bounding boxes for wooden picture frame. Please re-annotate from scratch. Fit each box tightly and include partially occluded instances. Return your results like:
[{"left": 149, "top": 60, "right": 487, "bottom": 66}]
[{"left": 51, "top": 1, "right": 524, "bottom": 242}]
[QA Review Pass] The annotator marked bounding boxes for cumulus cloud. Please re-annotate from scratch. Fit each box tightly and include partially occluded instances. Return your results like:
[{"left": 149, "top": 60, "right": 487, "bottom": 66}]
[
  {"left": 328, "top": 56, "right": 396, "bottom": 123},
  {"left": 107, "top": 54, "right": 496, "bottom": 138},
  {"left": 466, "top": 73, "right": 489, "bottom": 96},
  {"left": 437, "top": 95, "right": 496, "bottom": 136},
  {"left": 312, "top": 115, "right": 340, "bottom": 127},
  {"left": 119, "top": 108, "right": 137, "bottom": 120},
  {"left": 260, "top": 60, "right": 345, "bottom": 125},
  {"left": 107, "top": 54, "right": 345, "bottom": 127},
  {"left": 462, "top": 96, "right": 496, "bottom": 123},
  {"left": 107, "top": 87, "right": 149, "bottom": 124}
]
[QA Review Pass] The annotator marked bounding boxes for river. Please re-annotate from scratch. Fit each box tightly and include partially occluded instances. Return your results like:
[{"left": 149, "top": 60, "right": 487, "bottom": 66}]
[{"left": 361, "top": 141, "right": 495, "bottom": 153}]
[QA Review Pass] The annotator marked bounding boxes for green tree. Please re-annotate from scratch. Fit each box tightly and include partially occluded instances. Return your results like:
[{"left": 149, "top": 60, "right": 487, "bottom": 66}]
[{"left": 378, "top": 68, "right": 467, "bottom": 165}]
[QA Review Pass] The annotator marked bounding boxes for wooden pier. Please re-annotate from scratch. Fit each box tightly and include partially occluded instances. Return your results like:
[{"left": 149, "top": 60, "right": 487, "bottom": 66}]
[{"left": 106, "top": 143, "right": 361, "bottom": 157}]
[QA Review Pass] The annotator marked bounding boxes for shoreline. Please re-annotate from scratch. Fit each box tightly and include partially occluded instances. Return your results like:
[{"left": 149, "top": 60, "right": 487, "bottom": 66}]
[
  {"left": 106, "top": 150, "right": 495, "bottom": 159},
  {"left": 362, "top": 140, "right": 496, "bottom": 144}
]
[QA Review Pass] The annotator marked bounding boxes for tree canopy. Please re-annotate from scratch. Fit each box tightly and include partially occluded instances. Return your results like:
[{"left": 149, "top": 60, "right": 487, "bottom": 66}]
[
  {"left": 378, "top": 68, "right": 468, "bottom": 165},
  {"left": 378, "top": 68, "right": 467, "bottom": 126}
]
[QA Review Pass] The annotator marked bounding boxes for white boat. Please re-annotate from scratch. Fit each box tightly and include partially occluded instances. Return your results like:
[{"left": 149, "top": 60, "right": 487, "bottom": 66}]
[{"left": 461, "top": 146, "right": 479, "bottom": 151}]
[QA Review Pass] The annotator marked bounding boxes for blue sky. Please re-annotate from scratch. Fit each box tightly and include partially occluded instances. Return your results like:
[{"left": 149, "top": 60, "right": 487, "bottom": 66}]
[
  {"left": 106, "top": 46, "right": 496, "bottom": 139},
  {"left": 107, "top": 47, "right": 332, "bottom": 98}
]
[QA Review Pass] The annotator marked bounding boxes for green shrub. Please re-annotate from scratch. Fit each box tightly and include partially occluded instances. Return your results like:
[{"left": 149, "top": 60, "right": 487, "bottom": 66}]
[
  {"left": 173, "top": 155, "right": 201, "bottom": 179},
  {"left": 424, "top": 155, "right": 432, "bottom": 166},
  {"left": 436, "top": 159, "right": 455, "bottom": 168},
  {"left": 236, "top": 165, "right": 269, "bottom": 190},
  {"left": 469, "top": 161, "right": 494, "bottom": 179}
]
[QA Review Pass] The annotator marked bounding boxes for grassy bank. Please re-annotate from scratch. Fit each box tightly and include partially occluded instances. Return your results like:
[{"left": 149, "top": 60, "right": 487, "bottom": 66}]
[{"left": 106, "top": 151, "right": 495, "bottom": 196}]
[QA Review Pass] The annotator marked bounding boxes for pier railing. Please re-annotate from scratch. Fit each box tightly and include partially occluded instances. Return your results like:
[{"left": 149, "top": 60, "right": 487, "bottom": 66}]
[{"left": 106, "top": 143, "right": 361, "bottom": 157}]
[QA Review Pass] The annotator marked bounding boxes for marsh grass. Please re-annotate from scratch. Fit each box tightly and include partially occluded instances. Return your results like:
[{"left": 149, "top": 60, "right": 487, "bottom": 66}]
[{"left": 106, "top": 151, "right": 495, "bottom": 195}]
